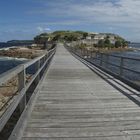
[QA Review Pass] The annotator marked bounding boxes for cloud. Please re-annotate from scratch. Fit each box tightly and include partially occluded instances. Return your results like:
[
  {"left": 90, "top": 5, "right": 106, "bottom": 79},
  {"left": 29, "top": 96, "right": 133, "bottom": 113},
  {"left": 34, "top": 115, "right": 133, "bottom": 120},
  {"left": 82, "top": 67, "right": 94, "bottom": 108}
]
[
  {"left": 2, "top": 0, "right": 140, "bottom": 41},
  {"left": 37, "top": 26, "right": 51, "bottom": 32},
  {"left": 32, "top": 1, "right": 140, "bottom": 28},
  {"left": 45, "top": 27, "right": 51, "bottom": 31},
  {"left": 21, "top": 0, "right": 140, "bottom": 41},
  {"left": 37, "top": 26, "right": 45, "bottom": 32}
]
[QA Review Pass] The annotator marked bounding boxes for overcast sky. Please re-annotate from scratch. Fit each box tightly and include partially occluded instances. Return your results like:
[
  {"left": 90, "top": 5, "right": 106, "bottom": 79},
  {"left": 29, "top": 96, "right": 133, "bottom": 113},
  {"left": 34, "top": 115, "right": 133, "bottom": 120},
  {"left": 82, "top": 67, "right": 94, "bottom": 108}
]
[{"left": 0, "top": 0, "right": 140, "bottom": 42}]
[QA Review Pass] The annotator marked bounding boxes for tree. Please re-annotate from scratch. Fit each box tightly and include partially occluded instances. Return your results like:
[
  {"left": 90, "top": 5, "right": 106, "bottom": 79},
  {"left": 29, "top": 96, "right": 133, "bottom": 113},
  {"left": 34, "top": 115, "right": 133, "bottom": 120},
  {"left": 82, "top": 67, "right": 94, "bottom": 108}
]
[
  {"left": 104, "top": 38, "right": 111, "bottom": 48},
  {"left": 115, "top": 40, "right": 122, "bottom": 48},
  {"left": 106, "top": 35, "right": 110, "bottom": 39},
  {"left": 65, "top": 34, "right": 78, "bottom": 42},
  {"left": 34, "top": 33, "right": 49, "bottom": 49},
  {"left": 104, "top": 38, "right": 110, "bottom": 45},
  {"left": 98, "top": 40, "right": 104, "bottom": 48},
  {"left": 83, "top": 32, "right": 88, "bottom": 39},
  {"left": 52, "top": 34, "right": 61, "bottom": 41},
  {"left": 122, "top": 40, "right": 128, "bottom": 47}
]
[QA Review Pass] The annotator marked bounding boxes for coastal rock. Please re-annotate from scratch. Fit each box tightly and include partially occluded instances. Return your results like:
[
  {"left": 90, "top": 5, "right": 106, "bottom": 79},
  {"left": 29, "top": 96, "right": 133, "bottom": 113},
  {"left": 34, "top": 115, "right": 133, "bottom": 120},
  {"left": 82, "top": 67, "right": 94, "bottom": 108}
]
[{"left": 0, "top": 47, "right": 45, "bottom": 59}]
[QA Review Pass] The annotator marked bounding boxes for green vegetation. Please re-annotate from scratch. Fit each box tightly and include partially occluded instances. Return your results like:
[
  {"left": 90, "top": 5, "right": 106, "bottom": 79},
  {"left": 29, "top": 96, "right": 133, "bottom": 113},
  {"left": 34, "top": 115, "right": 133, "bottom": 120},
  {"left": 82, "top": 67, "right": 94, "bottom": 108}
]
[
  {"left": 115, "top": 40, "right": 122, "bottom": 48},
  {"left": 33, "top": 30, "right": 128, "bottom": 50},
  {"left": 34, "top": 33, "right": 50, "bottom": 49},
  {"left": 98, "top": 40, "right": 104, "bottom": 48},
  {"left": 7, "top": 40, "right": 33, "bottom": 44},
  {"left": 96, "top": 36, "right": 128, "bottom": 49},
  {"left": 34, "top": 30, "right": 88, "bottom": 44},
  {"left": 51, "top": 30, "right": 88, "bottom": 41},
  {"left": 97, "top": 38, "right": 114, "bottom": 49},
  {"left": 114, "top": 36, "right": 128, "bottom": 47}
]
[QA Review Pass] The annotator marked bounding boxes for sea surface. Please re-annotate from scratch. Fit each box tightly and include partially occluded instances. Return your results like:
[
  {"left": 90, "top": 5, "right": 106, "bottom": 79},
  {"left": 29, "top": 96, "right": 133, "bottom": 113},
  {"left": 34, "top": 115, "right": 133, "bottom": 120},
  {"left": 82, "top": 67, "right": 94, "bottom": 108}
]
[
  {"left": 0, "top": 43, "right": 140, "bottom": 79},
  {"left": 0, "top": 57, "right": 27, "bottom": 74},
  {"left": 87, "top": 43, "right": 140, "bottom": 82},
  {"left": 0, "top": 43, "right": 29, "bottom": 74}
]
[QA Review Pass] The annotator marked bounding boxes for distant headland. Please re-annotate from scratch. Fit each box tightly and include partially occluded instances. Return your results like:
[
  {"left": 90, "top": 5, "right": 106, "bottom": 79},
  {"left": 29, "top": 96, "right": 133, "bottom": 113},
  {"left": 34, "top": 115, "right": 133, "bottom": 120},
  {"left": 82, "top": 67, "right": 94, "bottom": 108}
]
[{"left": 0, "top": 30, "right": 132, "bottom": 59}]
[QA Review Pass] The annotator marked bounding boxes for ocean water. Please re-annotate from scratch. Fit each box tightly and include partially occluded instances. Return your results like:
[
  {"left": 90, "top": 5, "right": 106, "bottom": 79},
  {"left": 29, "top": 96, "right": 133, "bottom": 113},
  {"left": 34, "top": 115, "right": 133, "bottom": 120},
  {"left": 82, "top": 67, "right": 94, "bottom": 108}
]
[
  {"left": 0, "top": 57, "right": 27, "bottom": 74},
  {"left": 129, "top": 43, "right": 140, "bottom": 49},
  {"left": 0, "top": 43, "right": 140, "bottom": 77},
  {"left": 0, "top": 42, "right": 33, "bottom": 49},
  {"left": 0, "top": 42, "right": 33, "bottom": 75},
  {"left": 86, "top": 43, "right": 140, "bottom": 82}
]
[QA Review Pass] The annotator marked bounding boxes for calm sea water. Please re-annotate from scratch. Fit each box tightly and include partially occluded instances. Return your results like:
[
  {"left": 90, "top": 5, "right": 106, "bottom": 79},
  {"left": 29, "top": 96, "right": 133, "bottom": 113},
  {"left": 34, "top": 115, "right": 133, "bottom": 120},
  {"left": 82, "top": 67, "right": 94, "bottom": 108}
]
[
  {"left": 0, "top": 57, "right": 27, "bottom": 74},
  {"left": 89, "top": 43, "right": 140, "bottom": 82},
  {"left": 129, "top": 43, "right": 140, "bottom": 49},
  {"left": 0, "top": 41, "right": 33, "bottom": 74},
  {"left": 0, "top": 43, "right": 140, "bottom": 77}
]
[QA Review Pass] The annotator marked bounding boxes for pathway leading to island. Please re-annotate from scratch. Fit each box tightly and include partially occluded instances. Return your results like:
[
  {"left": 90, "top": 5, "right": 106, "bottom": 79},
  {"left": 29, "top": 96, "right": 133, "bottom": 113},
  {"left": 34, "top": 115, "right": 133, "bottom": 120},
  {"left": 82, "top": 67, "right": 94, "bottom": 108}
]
[{"left": 20, "top": 43, "right": 140, "bottom": 140}]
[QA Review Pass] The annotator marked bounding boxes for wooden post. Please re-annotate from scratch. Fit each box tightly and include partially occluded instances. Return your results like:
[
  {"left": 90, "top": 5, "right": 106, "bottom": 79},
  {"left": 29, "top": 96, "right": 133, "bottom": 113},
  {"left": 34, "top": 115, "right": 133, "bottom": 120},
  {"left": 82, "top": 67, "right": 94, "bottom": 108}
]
[
  {"left": 18, "top": 68, "right": 26, "bottom": 113},
  {"left": 45, "top": 54, "right": 48, "bottom": 68},
  {"left": 34, "top": 60, "right": 41, "bottom": 85}
]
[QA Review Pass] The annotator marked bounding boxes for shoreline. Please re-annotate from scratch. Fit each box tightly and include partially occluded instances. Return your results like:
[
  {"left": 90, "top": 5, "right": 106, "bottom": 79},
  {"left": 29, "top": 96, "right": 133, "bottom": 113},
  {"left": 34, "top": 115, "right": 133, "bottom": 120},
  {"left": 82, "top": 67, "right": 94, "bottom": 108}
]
[
  {"left": 86, "top": 46, "right": 135, "bottom": 54},
  {"left": 98, "top": 47, "right": 134, "bottom": 53},
  {"left": 0, "top": 46, "right": 19, "bottom": 50},
  {"left": 0, "top": 56, "right": 28, "bottom": 61},
  {"left": 0, "top": 46, "right": 45, "bottom": 59}
]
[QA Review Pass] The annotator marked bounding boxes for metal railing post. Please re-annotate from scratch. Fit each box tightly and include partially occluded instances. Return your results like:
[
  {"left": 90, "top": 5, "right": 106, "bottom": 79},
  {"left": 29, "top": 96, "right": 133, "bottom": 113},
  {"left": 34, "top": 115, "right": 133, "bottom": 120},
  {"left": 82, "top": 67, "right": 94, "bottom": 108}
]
[
  {"left": 84, "top": 48, "right": 86, "bottom": 58},
  {"left": 100, "top": 53, "right": 103, "bottom": 66},
  {"left": 120, "top": 57, "right": 124, "bottom": 76},
  {"left": 106, "top": 55, "right": 109, "bottom": 68},
  {"left": 87, "top": 50, "right": 89, "bottom": 58},
  {"left": 86, "top": 49, "right": 88, "bottom": 58},
  {"left": 90, "top": 51, "right": 93, "bottom": 58},
  {"left": 95, "top": 52, "right": 98, "bottom": 61}
]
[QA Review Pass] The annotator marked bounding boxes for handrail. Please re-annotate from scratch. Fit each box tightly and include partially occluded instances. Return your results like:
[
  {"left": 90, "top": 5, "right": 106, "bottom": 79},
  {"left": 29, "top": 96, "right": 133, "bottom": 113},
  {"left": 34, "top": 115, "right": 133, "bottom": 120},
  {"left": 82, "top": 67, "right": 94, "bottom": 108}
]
[
  {"left": 98, "top": 52, "right": 140, "bottom": 61},
  {"left": 0, "top": 47, "right": 56, "bottom": 132},
  {"left": 65, "top": 43, "right": 140, "bottom": 91},
  {"left": 94, "top": 57, "right": 140, "bottom": 75}
]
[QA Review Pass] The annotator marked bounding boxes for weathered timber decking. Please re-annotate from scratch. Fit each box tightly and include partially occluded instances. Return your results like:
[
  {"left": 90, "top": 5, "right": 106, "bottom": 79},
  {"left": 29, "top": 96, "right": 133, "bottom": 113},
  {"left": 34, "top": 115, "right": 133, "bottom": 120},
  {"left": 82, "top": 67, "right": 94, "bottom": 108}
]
[{"left": 21, "top": 43, "right": 140, "bottom": 140}]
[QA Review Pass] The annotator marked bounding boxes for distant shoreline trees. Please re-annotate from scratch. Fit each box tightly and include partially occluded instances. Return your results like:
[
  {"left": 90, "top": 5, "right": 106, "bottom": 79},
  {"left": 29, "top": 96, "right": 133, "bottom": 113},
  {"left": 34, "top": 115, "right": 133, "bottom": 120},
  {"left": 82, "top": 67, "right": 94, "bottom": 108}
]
[
  {"left": 33, "top": 30, "right": 128, "bottom": 49},
  {"left": 97, "top": 38, "right": 128, "bottom": 49},
  {"left": 34, "top": 33, "right": 49, "bottom": 49}
]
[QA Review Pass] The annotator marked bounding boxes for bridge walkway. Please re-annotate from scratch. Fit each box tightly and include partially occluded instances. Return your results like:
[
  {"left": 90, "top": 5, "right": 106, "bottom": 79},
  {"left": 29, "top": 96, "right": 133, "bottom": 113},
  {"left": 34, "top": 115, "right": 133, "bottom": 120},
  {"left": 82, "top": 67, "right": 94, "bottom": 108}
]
[{"left": 20, "top": 43, "right": 140, "bottom": 140}]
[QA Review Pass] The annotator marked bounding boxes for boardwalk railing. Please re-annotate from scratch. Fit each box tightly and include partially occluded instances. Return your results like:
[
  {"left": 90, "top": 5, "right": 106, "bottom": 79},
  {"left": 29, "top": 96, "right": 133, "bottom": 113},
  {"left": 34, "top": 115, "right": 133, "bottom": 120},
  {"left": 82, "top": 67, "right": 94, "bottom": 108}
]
[
  {"left": 65, "top": 43, "right": 140, "bottom": 91},
  {"left": 0, "top": 47, "right": 56, "bottom": 136}
]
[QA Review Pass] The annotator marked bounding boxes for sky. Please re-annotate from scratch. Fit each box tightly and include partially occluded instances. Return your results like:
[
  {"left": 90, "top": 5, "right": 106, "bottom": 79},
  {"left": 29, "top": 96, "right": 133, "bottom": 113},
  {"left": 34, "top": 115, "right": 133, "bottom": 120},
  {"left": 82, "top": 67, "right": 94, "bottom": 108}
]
[{"left": 0, "top": 0, "right": 140, "bottom": 42}]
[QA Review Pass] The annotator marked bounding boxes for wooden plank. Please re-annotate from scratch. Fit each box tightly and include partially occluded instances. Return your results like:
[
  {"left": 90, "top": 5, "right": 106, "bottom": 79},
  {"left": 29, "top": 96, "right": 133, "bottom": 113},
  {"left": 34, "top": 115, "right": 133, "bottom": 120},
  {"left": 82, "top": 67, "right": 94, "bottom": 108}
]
[
  {"left": 27, "top": 120, "right": 140, "bottom": 128},
  {"left": 23, "top": 127, "right": 140, "bottom": 137},
  {"left": 20, "top": 43, "right": 140, "bottom": 139},
  {"left": 22, "top": 136, "right": 140, "bottom": 140}
]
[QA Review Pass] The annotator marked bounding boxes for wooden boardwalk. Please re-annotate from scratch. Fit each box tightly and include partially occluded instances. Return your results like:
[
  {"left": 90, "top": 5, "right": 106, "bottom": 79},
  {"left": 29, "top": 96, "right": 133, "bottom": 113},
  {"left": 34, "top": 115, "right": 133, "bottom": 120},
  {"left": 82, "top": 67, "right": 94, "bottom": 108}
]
[{"left": 20, "top": 44, "right": 140, "bottom": 140}]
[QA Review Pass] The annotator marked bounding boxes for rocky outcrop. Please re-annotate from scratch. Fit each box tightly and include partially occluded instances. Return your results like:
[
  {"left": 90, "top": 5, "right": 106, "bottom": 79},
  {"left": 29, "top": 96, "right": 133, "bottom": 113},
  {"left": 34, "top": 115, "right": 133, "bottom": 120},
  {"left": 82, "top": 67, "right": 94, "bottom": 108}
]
[{"left": 0, "top": 47, "right": 45, "bottom": 59}]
